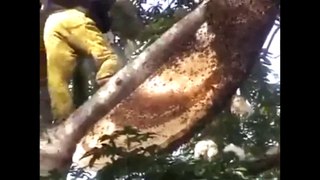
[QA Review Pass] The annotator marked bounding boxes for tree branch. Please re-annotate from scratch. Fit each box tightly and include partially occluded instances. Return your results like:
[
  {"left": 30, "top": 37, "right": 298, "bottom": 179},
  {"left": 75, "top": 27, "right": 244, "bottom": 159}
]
[
  {"left": 243, "top": 152, "right": 280, "bottom": 175},
  {"left": 40, "top": 0, "right": 208, "bottom": 173}
]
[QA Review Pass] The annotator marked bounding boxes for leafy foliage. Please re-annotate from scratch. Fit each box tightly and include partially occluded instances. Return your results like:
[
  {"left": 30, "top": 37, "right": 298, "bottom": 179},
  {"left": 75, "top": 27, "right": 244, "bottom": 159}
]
[{"left": 81, "top": 126, "right": 157, "bottom": 167}]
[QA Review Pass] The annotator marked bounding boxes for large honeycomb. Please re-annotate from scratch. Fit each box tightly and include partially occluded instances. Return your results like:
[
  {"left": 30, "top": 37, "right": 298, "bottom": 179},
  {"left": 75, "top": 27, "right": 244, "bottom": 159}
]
[{"left": 40, "top": 0, "right": 278, "bottom": 172}]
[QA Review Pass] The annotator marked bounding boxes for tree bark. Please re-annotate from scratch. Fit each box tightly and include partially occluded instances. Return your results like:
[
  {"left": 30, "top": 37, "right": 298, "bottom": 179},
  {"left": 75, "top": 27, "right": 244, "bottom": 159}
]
[
  {"left": 110, "top": 0, "right": 145, "bottom": 40},
  {"left": 40, "top": 1, "right": 208, "bottom": 173},
  {"left": 40, "top": 0, "right": 279, "bottom": 174},
  {"left": 244, "top": 152, "right": 280, "bottom": 175}
]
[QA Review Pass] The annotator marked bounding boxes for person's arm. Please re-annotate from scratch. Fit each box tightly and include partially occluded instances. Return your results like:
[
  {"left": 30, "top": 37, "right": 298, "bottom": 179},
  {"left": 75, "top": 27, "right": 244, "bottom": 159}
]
[
  {"left": 96, "top": 77, "right": 110, "bottom": 86},
  {"left": 88, "top": 23, "right": 120, "bottom": 84},
  {"left": 66, "top": 17, "right": 121, "bottom": 86}
]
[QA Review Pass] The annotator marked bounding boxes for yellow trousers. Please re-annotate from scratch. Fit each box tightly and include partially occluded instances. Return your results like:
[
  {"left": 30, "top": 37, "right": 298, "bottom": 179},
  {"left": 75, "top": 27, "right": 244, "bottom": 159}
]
[{"left": 43, "top": 9, "right": 120, "bottom": 121}]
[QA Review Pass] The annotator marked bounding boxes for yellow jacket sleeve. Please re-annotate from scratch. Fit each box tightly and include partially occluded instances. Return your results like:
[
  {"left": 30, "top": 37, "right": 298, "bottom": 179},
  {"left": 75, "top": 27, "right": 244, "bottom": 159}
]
[{"left": 62, "top": 10, "right": 121, "bottom": 81}]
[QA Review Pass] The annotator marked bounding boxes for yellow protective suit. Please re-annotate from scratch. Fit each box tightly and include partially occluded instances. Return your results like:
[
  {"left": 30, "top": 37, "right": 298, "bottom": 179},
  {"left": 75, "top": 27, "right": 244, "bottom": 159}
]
[{"left": 43, "top": 9, "right": 121, "bottom": 122}]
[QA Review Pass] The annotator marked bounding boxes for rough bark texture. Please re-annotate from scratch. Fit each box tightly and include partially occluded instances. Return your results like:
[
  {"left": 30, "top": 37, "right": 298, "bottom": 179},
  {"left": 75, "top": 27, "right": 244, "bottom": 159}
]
[
  {"left": 40, "top": 0, "right": 278, "bottom": 174},
  {"left": 245, "top": 152, "right": 280, "bottom": 175},
  {"left": 110, "top": 0, "right": 145, "bottom": 40}
]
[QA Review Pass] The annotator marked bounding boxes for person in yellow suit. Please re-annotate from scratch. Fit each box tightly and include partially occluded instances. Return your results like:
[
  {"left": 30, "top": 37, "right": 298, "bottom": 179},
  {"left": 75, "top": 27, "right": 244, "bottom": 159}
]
[{"left": 43, "top": 0, "right": 121, "bottom": 122}]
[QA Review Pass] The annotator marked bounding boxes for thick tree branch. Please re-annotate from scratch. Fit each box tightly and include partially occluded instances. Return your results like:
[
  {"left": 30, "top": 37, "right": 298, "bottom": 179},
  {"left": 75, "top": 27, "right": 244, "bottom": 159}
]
[
  {"left": 243, "top": 152, "right": 280, "bottom": 175},
  {"left": 40, "top": 0, "right": 208, "bottom": 173}
]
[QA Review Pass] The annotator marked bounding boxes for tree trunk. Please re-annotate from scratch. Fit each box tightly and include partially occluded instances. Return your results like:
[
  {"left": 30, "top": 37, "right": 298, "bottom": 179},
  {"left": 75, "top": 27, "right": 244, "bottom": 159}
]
[
  {"left": 40, "top": 0, "right": 279, "bottom": 174},
  {"left": 244, "top": 152, "right": 280, "bottom": 175},
  {"left": 110, "top": 0, "right": 145, "bottom": 40}
]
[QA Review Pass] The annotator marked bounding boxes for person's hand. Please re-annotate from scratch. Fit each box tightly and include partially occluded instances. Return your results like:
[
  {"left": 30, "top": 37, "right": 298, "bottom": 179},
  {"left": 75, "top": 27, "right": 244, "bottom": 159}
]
[{"left": 96, "top": 77, "right": 110, "bottom": 87}]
